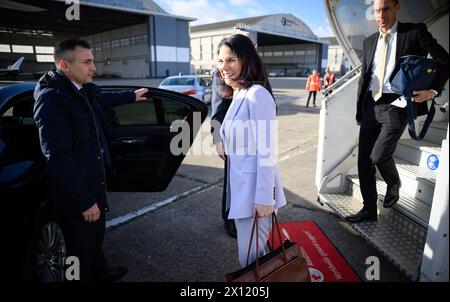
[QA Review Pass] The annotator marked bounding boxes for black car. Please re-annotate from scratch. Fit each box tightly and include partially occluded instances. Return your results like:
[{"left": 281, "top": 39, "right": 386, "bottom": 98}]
[{"left": 0, "top": 83, "right": 207, "bottom": 281}]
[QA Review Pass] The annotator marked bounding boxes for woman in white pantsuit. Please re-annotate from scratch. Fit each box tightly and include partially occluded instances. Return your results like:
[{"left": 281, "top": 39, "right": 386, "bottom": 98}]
[{"left": 216, "top": 34, "right": 287, "bottom": 268}]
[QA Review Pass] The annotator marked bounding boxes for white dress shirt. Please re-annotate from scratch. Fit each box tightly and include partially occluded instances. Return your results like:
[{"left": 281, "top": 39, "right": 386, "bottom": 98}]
[
  {"left": 71, "top": 79, "right": 82, "bottom": 90},
  {"left": 370, "top": 21, "right": 398, "bottom": 94}
]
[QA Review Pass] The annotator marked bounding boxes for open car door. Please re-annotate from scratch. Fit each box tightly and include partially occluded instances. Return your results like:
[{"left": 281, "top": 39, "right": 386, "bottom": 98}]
[{"left": 102, "top": 86, "right": 208, "bottom": 192}]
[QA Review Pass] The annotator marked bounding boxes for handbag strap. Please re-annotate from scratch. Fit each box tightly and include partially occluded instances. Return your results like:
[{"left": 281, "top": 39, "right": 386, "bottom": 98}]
[
  {"left": 245, "top": 212, "right": 287, "bottom": 281},
  {"left": 405, "top": 93, "right": 436, "bottom": 141},
  {"left": 272, "top": 212, "right": 288, "bottom": 261}
]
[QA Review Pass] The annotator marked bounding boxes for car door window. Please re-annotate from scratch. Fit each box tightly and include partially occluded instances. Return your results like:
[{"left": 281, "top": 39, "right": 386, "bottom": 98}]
[
  {"left": 162, "top": 99, "right": 191, "bottom": 124},
  {"left": 0, "top": 94, "right": 42, "bottom": 166},
  {"left": 107, "top": 95, "right": 192, "bottom": 127},
  {"left": 1, "top": 96, "right": 37, "bottom": 148},
  {"left": 107, "top": 100, "right": 157, "bottom": 126},
  {"left": 104, "top": 87, "right": 208, "bottom": 192}
]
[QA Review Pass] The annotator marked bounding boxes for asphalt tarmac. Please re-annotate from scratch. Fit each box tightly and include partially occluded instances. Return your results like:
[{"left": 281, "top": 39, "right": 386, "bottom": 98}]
[{"left": 101, "top": 77, "right": 409, "bottom": 283}]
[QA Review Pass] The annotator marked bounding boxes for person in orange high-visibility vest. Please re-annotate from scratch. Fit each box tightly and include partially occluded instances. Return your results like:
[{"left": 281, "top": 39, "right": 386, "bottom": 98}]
[
  {"left": 323, "top": 67, "right": 336, "bottom": 97},
  {"left": 306, "top": 69, "right": 321, "bottom": 107}
]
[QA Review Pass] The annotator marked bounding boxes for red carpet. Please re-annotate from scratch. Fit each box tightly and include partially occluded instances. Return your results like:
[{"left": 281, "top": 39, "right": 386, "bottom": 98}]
[{"left": 268, "top": 221, "right": 360, "bottom": 282}]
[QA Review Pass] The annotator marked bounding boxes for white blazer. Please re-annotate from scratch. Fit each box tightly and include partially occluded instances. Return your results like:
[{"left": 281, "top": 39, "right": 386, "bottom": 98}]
[{"left": 220, "top": 84, "right": 287, "bottom": 219}]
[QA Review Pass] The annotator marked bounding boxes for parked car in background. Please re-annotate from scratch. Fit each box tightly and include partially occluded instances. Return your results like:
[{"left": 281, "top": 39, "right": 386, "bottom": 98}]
[
  {"left": 0, "top": 83, "right": 207, "bottom": 281},
  {"left": 159, "top": 75, "right": 212, "bottom": 104},
  {"left": 268, "top": 70, "right": 286, "bottom": 77},
  {"left": 295, "top": 68, "right": 311, "bottom": 77}
]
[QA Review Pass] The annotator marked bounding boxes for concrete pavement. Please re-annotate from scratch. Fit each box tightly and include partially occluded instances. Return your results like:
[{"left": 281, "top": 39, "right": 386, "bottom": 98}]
[{"left": 102, "top": 78, "right": 409, "bottom": 282}]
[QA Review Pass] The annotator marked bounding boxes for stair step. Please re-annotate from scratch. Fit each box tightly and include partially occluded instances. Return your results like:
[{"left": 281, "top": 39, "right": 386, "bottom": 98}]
[
  {"left": 319, "top": 193, "right": 427, "bottom": 281},
  {"left": 395, "top": 139, "right": 441, "bottom": 171},
  {"left": 420, "top": 121, "right": 448, "bottom": 145},
  {"left": 348, "top": 176, "right": 431, "bottom": 228},
  {"left": 395, "top": 158, "right": 436, "bottom": 184},
  {"left": 424, "top": 121, "right": 448, "bottom": 130},
  {"left": 395, "top": 158, "right": 436, "bottom": 206}
]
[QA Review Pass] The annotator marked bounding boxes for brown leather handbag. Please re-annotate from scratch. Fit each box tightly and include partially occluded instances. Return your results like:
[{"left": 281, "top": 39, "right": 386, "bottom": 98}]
[{"left": 225, "top": 213, "right": 311, "bottom": 282}]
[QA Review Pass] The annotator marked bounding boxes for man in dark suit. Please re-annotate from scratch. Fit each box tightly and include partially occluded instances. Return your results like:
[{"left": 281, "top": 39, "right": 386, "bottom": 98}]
[
  {"left": 346, "top": 0, "right": 449, "bottom": 223},
  {"left": 34, "top": 39, "right": 148, "bottom": 280}
]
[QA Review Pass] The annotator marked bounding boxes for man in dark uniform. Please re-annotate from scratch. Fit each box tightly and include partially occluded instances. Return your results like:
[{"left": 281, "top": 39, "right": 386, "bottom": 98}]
[
  {"left": 33, "top": 39, "right": 148, "bottom": 280},
  {"left": 346, "top": 0, "right": 449, "bottom": 223}
]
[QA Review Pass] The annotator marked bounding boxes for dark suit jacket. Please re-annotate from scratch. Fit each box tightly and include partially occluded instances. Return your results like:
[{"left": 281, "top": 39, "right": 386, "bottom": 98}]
[
  {"left": 356, "top": 22, "right": 449, "bottom": 123},
  {"left": 210, "top": 69, "right": 232, "bottom": 144},
  {"left": 33, "top": 70, "right": 135, "bottom": 214}
]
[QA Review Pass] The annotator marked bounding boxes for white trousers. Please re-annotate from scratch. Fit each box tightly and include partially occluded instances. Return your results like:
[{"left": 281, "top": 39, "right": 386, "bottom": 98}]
[{"left": 235, "top": 216, "right": 272, "bottom": 268}]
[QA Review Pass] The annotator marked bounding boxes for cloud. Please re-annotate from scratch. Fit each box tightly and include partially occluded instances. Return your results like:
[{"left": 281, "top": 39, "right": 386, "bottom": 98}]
[
  {"left": 155, "top": 0, "right": 240, "bottom": 25},
  {"left": 311, "top": 19, "right": 334, "bottom": 37},
  {"left": 314, "top": 25, "right": 334, "bottom": 37},
  {"left": 229, "top": 0, "right": 259, "bottom": 5}
]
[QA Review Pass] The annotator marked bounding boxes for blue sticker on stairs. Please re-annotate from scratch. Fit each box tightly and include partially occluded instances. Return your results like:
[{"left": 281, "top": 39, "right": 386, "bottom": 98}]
[{"left": 427, "top": 155, "right": 439, "bottom": 171}]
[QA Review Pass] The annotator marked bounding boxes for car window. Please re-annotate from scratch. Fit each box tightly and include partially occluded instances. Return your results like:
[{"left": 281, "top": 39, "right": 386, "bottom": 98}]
[
  {"left": 162, "top": 99, "right": 191, "bottom": 124},
  {"left": 0, "top": 95, "right": 41, "bottom": 163},
  {"left": 107, "top": 96, "right": 192, "bottom": 126},
  {"left": 107, "top": 101, "right": 158, "bottom": 126},
  {"left": 199, "top": 78, "right": 206, "bottom": 87},
  {"left": 162, "top": 77, "right": 195, "bottom": 86}
]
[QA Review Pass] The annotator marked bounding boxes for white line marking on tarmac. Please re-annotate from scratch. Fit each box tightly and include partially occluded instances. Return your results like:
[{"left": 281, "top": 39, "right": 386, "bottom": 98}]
[
  {"left": 106, "top": 144, "right": 316, "bottom": 230},
  {"left": 106, "top": 183, "right": 217, "bottom": 230},
  {"left": 279, "top": 143, "right": 317, "bottom": 162},
  {"left": 279, "top": 148, "right": 306, "bottom": 162}
]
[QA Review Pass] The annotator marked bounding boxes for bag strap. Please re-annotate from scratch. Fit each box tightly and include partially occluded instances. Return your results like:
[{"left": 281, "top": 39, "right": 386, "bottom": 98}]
[
  {"left": 394, "top": 56, "right": 437, "bottom": 141},
  {"left": 404, "top": 91, "right": 436, "bottom": 141},
  {"left": 246, "top": 212, "right": 287, "bottom": 281}
]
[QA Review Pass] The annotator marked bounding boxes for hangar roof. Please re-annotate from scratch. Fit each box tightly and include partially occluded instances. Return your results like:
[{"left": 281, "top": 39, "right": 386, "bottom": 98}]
[
  {"left": 0, "top": 0, "right": 194, "bottom": 38},
  {"left": 191, "top": 13, "right": 319, "bottom": 43}
]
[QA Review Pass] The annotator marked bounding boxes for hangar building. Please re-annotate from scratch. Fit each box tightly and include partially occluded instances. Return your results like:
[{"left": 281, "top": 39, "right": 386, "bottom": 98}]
[
  {"left": 190, "top": 14, "right": 328, "bottom": 77},
  {"left": 0, "top": 0, "right": 194, "bottom": 78}
]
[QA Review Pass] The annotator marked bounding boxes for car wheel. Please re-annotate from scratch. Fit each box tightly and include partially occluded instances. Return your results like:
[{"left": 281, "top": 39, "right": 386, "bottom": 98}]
[
  {"left": 36, "top": 221, "right": 67, "bottom": 282},
  {"left": 24, "top": 206, "right": 67, "bottom": 282}
]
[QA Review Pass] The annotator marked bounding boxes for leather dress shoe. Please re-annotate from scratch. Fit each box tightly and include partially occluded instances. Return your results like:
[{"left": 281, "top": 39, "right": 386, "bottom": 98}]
[
  {"left": 383, "top": 182, "right": 401, "bottom": 208},
  {"left": 345, "top": 208, "right": 377, "bottom": 223}
]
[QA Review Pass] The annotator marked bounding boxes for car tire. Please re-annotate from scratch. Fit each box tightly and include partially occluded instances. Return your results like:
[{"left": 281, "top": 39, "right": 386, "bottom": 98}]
[{"left": 23, "top": 205, "right": 67, "bottom": 282}]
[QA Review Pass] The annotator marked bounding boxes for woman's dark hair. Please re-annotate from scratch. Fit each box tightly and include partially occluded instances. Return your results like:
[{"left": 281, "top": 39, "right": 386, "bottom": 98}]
[{"left": 216, "top": 34, "right": 269, "bottom": 98}]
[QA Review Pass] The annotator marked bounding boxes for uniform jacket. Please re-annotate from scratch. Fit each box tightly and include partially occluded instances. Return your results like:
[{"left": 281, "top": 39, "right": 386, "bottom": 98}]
[
  {"left": 33, "top": 70, "right": 135, "bottom": 214},
  {"left": 306, "top": 74, "right": 321, "bottom": 91},
  {"left": 220, "top": 84, "right": 286, "bottom": 219},
  {"left": 323, "top": 72, "right": 336, "bottom": 88},
  {"left": 356, "top": 22, "right": 449, "bottom": 123}
]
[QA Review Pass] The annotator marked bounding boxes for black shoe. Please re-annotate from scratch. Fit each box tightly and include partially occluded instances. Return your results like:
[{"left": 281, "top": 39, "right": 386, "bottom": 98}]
[
  {"left": 224, "top": 219, "right": 237, "bottom": 238},
  {"left": 98, "top": 266, "right": 127, "bottom": 282},
  {"left": 383, "top": 182, "right": 401, "bottom": 208},
  {"left": 345, "top": 208, "right": 377, "bottom": 223}
]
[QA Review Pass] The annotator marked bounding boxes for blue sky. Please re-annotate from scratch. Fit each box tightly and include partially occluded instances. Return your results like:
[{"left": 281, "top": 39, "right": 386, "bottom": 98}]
[{"left": 153, "top": 0, "right": 334, "bottom": 37}]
